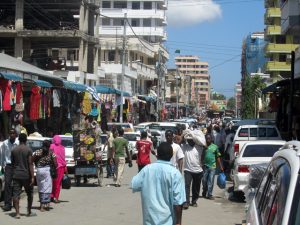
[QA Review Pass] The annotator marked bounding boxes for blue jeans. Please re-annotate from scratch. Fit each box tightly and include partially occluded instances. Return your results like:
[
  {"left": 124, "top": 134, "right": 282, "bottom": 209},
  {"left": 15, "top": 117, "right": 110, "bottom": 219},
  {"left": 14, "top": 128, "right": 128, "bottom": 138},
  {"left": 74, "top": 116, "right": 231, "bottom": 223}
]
[{"left": 202, "top": 166, "right": 216, "bottom": 198}]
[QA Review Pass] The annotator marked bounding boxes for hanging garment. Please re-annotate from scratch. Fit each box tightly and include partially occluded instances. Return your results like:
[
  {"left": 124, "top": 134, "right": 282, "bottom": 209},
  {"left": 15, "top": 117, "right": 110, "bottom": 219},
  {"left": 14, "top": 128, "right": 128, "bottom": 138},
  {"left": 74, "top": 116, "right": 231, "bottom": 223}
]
[
  {"left": 0, "top": 89, "right": 3, "bottom": 112},
  {"left": 53, "top": 89, "right": 61, "bottom": 108},
  {"left": 82, "top": 92, "right": 92, "bottom": 115},
  {"left": 0, "top": 79, "right": 12, "bottom": 111},
  {"left": 15, "top": 82, "right": 24, "bottom": 112},
  {"left": 30, "top": 86, "right": 41, "bottom": 120}
]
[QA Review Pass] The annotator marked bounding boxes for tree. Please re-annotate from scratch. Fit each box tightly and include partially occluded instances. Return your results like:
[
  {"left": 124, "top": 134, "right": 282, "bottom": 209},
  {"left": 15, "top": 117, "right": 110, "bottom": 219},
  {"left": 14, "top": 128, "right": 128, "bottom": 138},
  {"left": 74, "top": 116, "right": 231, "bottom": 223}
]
[
  {"left": 241, "top": 75, "right": 266, "bottom": 119},
  {"left": 211, "top": 93, "right": 226, "bottom": 100},
  {"left": 227, "top": 97, "right": 236, "bottom": 110}
]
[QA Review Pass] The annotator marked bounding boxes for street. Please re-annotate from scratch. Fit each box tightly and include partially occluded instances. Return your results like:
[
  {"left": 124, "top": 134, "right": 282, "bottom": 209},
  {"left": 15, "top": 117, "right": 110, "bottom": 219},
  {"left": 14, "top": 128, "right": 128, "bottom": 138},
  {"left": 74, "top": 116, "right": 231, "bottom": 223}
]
[{"left": 1, "top": 162, "right": 245, "bottom": 225}]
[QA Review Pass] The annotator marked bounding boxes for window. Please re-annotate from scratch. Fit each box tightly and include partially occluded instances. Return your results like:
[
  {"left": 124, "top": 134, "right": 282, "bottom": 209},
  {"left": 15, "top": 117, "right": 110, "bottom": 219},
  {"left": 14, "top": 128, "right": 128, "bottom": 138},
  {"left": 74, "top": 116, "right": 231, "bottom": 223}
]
[
  {"left": 250, "top": 128, "right": 258, "bottom": 137},
  {"left": 259, "top": 128, "right": 267, "bottom": 137},
  {"left": 144, "top": 2, "right": 152, "bottom": 9},
  {"left": 101, "top": 18, "right": 110, "bottom": 26},
  {"left": 114, "top": 1, "right": 127, "bottom": 8},
  {"left": 238, "top": 128, "right": 249, "bottom": 137},
  {"left": 131, "top": 19, "right": 140, "bottom": 27},
  {"left": 132, "top": 2, "right": 140, "bottom": 9},
  {"left": 242, "top": 145, "right": 283, "bottom": 158},
  {"left": 102, "top": 1, "right": 111, "bottom": 8},
  {"left": 108, "top": 50, "right": 115, "bottom": 61},
  {"left": 267, "top": 128, "right": 279, "bottom": 137},
  {"left": 143, "top": 18, "right": 151, "bottom": 26},
  {"left": 113, "top": 19, "right": 124, "bottom": 26}
]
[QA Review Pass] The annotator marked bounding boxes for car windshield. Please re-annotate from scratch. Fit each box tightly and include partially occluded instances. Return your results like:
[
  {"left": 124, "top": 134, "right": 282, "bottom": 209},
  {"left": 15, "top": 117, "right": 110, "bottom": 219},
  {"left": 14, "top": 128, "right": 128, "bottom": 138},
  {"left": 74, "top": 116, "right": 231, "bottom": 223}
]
[
  {"left": 61, "top": 139, "right": 73, "bottom": 148},
  {"left": 124, "top": 134, "right": 140, "bottom": 141},
  {"left": 27, "top": 140, "right": 47, "bottom": 152},
  {"left": 242, "top": 144, "right": 283, "bottom": 157},
  {"left": 149, "top": 125, "right": 177, "bottom": 132}
]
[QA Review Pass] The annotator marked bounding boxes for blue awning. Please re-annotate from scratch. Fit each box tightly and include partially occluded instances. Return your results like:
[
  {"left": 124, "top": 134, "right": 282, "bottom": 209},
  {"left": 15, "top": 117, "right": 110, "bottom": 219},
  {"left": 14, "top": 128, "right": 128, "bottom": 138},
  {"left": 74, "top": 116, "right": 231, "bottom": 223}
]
[
  {"left": 115, "top": 89, "right": 131, "bottom": 97},
  {"left": 138, "top": 95, "right": 156, "bottom": 102},
  {"left": 95, "top": 85, "right": 115, "bottom": 94},
  {"left": 63, "top": 80, "right": 87, "bottom": 92},
  {"left": 34, "top": 80, "right": 53, "bottom": 88},
  {"left": 0, "top": 72, "right": 23, "bottom": 82}
]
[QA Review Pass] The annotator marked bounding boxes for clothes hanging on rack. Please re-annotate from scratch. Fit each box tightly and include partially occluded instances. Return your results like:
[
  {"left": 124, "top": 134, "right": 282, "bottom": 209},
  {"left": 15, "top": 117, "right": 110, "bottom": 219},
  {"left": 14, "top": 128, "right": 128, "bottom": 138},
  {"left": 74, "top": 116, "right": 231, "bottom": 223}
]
[{"left": 30, "top": 86, "right": 41, "bottom": 120}]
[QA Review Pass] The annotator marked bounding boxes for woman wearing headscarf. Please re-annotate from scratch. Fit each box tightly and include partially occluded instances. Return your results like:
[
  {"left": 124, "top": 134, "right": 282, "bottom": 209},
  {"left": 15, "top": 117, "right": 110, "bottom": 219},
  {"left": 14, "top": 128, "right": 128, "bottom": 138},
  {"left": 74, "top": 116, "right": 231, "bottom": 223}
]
[
  {"left": 50, "top": 135, "right": 67, "bottom": 203},
  {"left": 33, "top": 140, "right": 57, "bottom": 211}
]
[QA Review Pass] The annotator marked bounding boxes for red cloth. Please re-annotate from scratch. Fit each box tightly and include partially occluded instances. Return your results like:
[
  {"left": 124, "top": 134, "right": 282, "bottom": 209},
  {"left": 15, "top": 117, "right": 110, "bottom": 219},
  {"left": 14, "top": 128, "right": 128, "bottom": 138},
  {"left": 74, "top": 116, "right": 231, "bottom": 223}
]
[
  {"left": 136, "top": 140, "right": 153, "bottom": 166},
  {"left": 30, "top": 86, "right": 41, "bottom": 120},
  {"left": 0, "top": 79, "right": 12, "bottom": 111},
  {"left": 51, "top": 167, "right": 65, "bottom": 200},
  {"left": 15, "top": 82, "right": 23, "bottom": 104}
]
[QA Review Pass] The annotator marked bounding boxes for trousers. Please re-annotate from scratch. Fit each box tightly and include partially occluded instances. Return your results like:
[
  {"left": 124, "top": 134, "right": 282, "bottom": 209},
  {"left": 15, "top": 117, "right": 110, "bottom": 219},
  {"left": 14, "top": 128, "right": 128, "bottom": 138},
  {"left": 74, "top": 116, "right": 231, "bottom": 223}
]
[
  {"left": 114, "top": 157, "right": 125, "bottom": 186},
  {"left": 184, "top": 170, "right": 203, "bottom": 204},
  {"left": 4, "top": 164, "right": 13, "bottom": 207}
]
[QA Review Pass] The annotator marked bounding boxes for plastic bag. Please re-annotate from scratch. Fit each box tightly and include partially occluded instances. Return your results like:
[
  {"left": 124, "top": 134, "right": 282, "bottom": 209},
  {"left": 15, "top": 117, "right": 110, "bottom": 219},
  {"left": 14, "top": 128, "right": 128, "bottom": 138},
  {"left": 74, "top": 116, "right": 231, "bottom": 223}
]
[
  {"left": 217, "top": 172, "right": 226, "bottom": 189},
  {"left": 62, "top": 175, "right": 71, "bottom": 189},
  {"left": 183, "top": 129, "right": 206, "bottom": 146}
]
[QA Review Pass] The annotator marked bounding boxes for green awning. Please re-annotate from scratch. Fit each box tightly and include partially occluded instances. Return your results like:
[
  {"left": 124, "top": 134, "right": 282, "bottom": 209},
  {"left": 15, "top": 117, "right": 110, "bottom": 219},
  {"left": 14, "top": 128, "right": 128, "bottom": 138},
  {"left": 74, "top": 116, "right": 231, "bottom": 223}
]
[
  {"left": 0, "top": 72, "right": 23, "bottom": 82},
  {"left": 63, "top": 80, "right": 87, "bottom": 92}
]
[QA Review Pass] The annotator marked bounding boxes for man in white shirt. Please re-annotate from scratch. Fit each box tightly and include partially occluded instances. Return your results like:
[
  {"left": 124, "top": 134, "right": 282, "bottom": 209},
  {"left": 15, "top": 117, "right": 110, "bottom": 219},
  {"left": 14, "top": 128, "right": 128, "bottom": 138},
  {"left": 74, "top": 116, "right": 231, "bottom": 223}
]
[
  {"left": 0, "top": 128, "right": 19, "bottom": 211},
  {"left": 181, "top": 134, "right": 204, "bottom": 209},
  {"left": 165, "top": 130, "right": 184, "bottom": 172}
]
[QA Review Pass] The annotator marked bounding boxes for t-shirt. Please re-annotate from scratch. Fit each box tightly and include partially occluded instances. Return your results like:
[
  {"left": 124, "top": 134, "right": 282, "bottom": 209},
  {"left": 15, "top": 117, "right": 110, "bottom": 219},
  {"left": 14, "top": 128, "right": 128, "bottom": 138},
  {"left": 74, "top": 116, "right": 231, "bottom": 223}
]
[
  {"left": 182, "top": 143, "right": 203, "bottom": 173},
  {"left": 11, "top": 144, "right": 33, "bottom": 179},
  {"left": 170, "top": 143, "right": 184, "bottom": 169},
  {"left": 113, "top": 137, "right": 129, "bottom": 158},
  {"left": 33, "top": 149, "right": 56, "bottom": 168},
  {"left": 136, "top": 140, "right": 153, "bottom": 166},
  {"left": 203, "top": 144, "right": 221, "bottom": 169}
]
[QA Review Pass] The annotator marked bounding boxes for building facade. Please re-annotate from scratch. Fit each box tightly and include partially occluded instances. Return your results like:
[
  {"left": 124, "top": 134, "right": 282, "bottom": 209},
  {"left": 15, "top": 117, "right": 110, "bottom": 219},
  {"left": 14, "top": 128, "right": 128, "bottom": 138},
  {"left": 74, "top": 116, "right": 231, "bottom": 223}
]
[
  {"left": 235, "top": 82, "right": 242, "bottom": 117},
  {"left": 175, "top": 55, "right": 210, "bottom": 110},
  {"left": 264, "top": 0, "right": 299, "bottom": 80},
  {"left": 0, "top": 0, "right": 102, "bottom": 86},
  {"left": 98, "top": 0, "right": 168, "bottom": 95}
]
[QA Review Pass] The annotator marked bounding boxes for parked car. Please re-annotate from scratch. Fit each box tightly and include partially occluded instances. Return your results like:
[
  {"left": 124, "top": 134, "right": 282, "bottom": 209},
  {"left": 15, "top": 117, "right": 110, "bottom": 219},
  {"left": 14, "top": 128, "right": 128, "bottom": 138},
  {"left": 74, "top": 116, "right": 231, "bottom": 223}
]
[
  {"left": 246, "top": 141, "right": 300, "bottom": 225},
  {"left": 232, "top": 140, "right": 285, "bottom": 193},
  {"left": 107, "top": 123, "right": 134, "bottom": 132},
  {"left": 123, "top": 132, "right": 140, "bottom": 159},
  {"left": 59, "top": 135, "right": 75, "bottom": 174},
  {"left": 231, "top": 125, "right": 282, "bottom": 156},
  {"left": 98, "top": 134, "right": 108, "bottom": 163}
]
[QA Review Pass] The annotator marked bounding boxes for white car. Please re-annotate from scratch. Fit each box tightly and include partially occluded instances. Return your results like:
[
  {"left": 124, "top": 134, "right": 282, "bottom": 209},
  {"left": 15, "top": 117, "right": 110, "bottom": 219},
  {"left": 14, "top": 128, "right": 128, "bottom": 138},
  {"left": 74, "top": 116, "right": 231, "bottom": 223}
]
[
  {"left": 232, "top": 140, "right": 285, "bottom": 193},
  {"left": 123, "top": 132, "right": 140, "bottom": 159},
  {"left": 246, "top": 141, "right": 300, "bottom": 225},
  {"left": 59, "top": 135, "right": 75, "bottom": 174},
  {"left": 98, "top": 134, "right": 108, "bottom": 162},
  {"left": 107, "top": 123, "right": 135, "bottom": 132},
  {"left": 0, "top": 142, "right": 4, "bottom": 201}
]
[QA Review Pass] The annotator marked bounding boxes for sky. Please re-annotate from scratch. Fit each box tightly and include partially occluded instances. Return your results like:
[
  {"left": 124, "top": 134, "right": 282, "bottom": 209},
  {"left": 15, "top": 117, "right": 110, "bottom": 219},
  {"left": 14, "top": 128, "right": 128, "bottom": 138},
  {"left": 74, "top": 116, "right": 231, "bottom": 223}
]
[{"left": 165, "top": 0, "right": 265, "bottom": 98}]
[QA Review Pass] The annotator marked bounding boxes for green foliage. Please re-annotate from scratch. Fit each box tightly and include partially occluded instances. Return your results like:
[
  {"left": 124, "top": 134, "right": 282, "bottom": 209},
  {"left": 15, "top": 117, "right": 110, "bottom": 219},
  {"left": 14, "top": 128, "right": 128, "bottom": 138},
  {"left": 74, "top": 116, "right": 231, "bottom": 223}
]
[
  {"left": 211, "top": 93, "right": 226, "bottom": 100},
  {"left": 227, "top": 97, "right": 236, "bottom": 110},
  {"left": 241, "top": 75, "right": 266, "bottom": 119}
]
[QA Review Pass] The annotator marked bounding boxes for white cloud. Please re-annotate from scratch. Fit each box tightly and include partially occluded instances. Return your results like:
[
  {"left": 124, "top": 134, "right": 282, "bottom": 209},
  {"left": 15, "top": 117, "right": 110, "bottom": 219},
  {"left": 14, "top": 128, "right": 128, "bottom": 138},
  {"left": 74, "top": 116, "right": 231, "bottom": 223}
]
[{"left": 167, "top": 0, "right": 222, "bottom": 27}]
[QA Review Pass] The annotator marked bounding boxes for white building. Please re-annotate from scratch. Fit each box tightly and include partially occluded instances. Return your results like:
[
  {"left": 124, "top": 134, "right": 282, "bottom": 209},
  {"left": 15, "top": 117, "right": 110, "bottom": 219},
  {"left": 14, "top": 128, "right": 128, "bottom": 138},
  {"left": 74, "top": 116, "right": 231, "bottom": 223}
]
[{"left": 98, "top": 0, "right": 168, "bottom": 95}]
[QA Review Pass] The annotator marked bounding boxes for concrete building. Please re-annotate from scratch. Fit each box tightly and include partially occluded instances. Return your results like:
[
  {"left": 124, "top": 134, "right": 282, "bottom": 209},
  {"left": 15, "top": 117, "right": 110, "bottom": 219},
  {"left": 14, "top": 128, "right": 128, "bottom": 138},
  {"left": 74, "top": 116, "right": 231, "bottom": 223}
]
[
  {"left": 0, "top": 0, "right": 102, "bottom": 86},
  {"left": 264, "top": 0, "right": 299, "bottom": 80},
  {"left": 280, "top": 0, "right": 300, "bottom": 79},
  {"left": 98, "top": 0, "right": 168, "bottom": 95},
  {"left": 235, "top": 82, "right": 242, "bottom": 117},
  {"left": 175, "top": 55, "right": 210, "bottom": 109}
]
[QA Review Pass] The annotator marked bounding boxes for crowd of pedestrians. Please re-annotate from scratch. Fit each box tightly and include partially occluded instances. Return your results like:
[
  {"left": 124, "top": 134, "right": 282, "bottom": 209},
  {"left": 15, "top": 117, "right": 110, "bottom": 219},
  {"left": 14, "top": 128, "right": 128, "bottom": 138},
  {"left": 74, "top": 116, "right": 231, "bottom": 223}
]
[{"left": 0, "top": 129, "right": 67, "bottom": 218}]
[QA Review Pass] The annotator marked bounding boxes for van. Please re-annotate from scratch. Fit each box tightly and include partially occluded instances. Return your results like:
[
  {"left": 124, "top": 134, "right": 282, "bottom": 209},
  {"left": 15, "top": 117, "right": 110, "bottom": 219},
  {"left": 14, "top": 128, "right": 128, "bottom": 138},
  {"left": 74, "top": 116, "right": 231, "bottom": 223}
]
[{"left": 232, "top": 125, "right": 282, "bottom": 156}]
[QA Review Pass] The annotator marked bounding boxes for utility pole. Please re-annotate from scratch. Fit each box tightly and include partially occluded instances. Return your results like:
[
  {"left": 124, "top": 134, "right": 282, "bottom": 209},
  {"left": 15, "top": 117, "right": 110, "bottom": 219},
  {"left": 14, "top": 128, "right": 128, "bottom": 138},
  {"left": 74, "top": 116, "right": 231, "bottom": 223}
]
[
  {"left": 120, "top": 13, "right": 127, "bottom": 123},
  {"left": 176, "top": 69, "right": 179, "bottom": 119},
  {"left": 156, "top": 49, "right": 163, "bottom": 122}
]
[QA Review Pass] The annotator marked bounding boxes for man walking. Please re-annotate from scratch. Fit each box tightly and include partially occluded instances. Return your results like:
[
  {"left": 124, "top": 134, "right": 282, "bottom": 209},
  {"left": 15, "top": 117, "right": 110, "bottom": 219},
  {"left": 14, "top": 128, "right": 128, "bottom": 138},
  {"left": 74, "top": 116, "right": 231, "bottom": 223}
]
[
  {"left": 202, "top": 134, "right": 223, "bottom": 200},
  {"left": 136, "top": 131, "right": 156, "bottom": 172},
  {"left": 11, "top": 133, "right": 34, "bottom": 218},
  {"left": 131, "top": 142, "right": 186, "bottom": 225},
  {"left": 0, "top": 128, "right": 19, "bottom": 211},
  {"left": 112, "top": 128, "right": 132, "bottom": 187},
  {"left": 181, "top": 134, "right": 204, "bottom": 209},
  {"left": 165, "top": 130, "right": 184, "bottom": 172}
]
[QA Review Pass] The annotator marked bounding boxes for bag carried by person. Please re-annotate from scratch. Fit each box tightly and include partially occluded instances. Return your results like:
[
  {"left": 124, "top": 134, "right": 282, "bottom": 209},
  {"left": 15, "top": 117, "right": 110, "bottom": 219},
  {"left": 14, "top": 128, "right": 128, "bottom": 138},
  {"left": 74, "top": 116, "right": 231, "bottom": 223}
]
[
  {"left": 50, "top": 153, "right": 57, "bottom": 179},
  {"left": 217, "top": 172, "right": 226, "bottom": 189},
  {"left": 62, "top": 175, "right": 71, "bottom": 189}
]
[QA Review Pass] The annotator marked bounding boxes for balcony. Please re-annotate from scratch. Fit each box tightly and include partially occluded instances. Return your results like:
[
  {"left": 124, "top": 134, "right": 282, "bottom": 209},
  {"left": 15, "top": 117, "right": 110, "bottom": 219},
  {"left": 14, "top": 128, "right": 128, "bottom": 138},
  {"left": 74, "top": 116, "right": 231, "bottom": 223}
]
[
  {"left": 265, "top": 43, "right": 299, "bottom": 53},
  {"left": 281, "top": 0, "right": 300, "bottom": 35},
  {"left": 265, "top": 61, "right": 291, "bottom": 72},
  {"left": 100, "top": 26, "right": 165, "bottom": 38},
  {"left": 131, "top": 62, "right": 157, "bottom": 80},
  {"left": 100, "top": 8, "right": 166, "bottom": 20},
  {"left": 265, "top": 25, "right": 281, "bottom": 35},
  {"left": 264, "top": 7, "right": 281, "bottom": 24}
]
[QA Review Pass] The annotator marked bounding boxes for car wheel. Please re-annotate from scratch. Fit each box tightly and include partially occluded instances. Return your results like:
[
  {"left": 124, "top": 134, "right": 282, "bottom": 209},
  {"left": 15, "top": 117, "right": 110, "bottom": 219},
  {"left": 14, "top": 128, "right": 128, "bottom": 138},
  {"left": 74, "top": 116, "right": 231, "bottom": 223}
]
[{"left": 0, "top": 182, "right": 3, "bottom": 201}]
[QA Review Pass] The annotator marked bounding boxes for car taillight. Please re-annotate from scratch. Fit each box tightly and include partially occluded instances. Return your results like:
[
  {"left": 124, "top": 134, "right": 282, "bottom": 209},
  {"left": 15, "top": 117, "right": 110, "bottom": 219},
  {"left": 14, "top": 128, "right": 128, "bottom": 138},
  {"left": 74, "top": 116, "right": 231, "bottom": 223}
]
[
  {"left": 234, "top": 143, "right": 239, "bottom": 153},
  {"left": 238, "top": 165, "right": 249, "bottom": 173}
]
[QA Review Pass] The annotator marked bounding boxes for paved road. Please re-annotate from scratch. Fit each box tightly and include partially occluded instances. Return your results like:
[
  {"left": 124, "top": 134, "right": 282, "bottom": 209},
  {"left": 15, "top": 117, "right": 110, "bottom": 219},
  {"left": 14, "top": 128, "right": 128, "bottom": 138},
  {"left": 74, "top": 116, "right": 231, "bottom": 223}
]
[{"left": 0, "top": 162, "right": 245, "bottom": 225}]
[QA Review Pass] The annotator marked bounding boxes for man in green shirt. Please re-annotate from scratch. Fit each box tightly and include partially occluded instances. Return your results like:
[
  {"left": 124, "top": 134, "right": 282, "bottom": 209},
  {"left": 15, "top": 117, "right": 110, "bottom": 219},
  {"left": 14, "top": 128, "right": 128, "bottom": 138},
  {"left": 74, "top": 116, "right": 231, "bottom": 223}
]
[
  {"left": 112, "top": 128, "right": 132, "bottom": 187},
  {"left": 202, "top": 134, "right": 223, "bottom": 200}
]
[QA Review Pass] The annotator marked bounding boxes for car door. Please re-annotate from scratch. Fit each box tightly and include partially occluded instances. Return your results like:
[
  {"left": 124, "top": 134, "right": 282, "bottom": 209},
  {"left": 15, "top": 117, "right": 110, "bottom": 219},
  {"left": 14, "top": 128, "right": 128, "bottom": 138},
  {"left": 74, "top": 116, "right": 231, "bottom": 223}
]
[{"left": 250, "top": 158, "right": 291, "bottom": 225}]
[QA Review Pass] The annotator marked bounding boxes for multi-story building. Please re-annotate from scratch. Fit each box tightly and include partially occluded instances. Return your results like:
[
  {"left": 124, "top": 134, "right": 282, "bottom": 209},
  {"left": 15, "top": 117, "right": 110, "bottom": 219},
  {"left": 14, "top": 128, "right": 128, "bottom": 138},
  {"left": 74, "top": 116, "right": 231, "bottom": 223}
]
[
  {"left": 175, "top": 55, "right": 210, "bottom": 109},
  {"left": 264, "top": 0, "right": 299, "bottom": 80},
  {"left": 0, "top": 0, "right": 102, "bottom": 86},
  {"left": 98, "top": 0, "right": 168, "bottom": 95},
  {"left": 280, "top": 0, "right": 300, "bottom": 79},
  {"left": 235, "top": 82, "right": 242, "bottom": 117}
]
